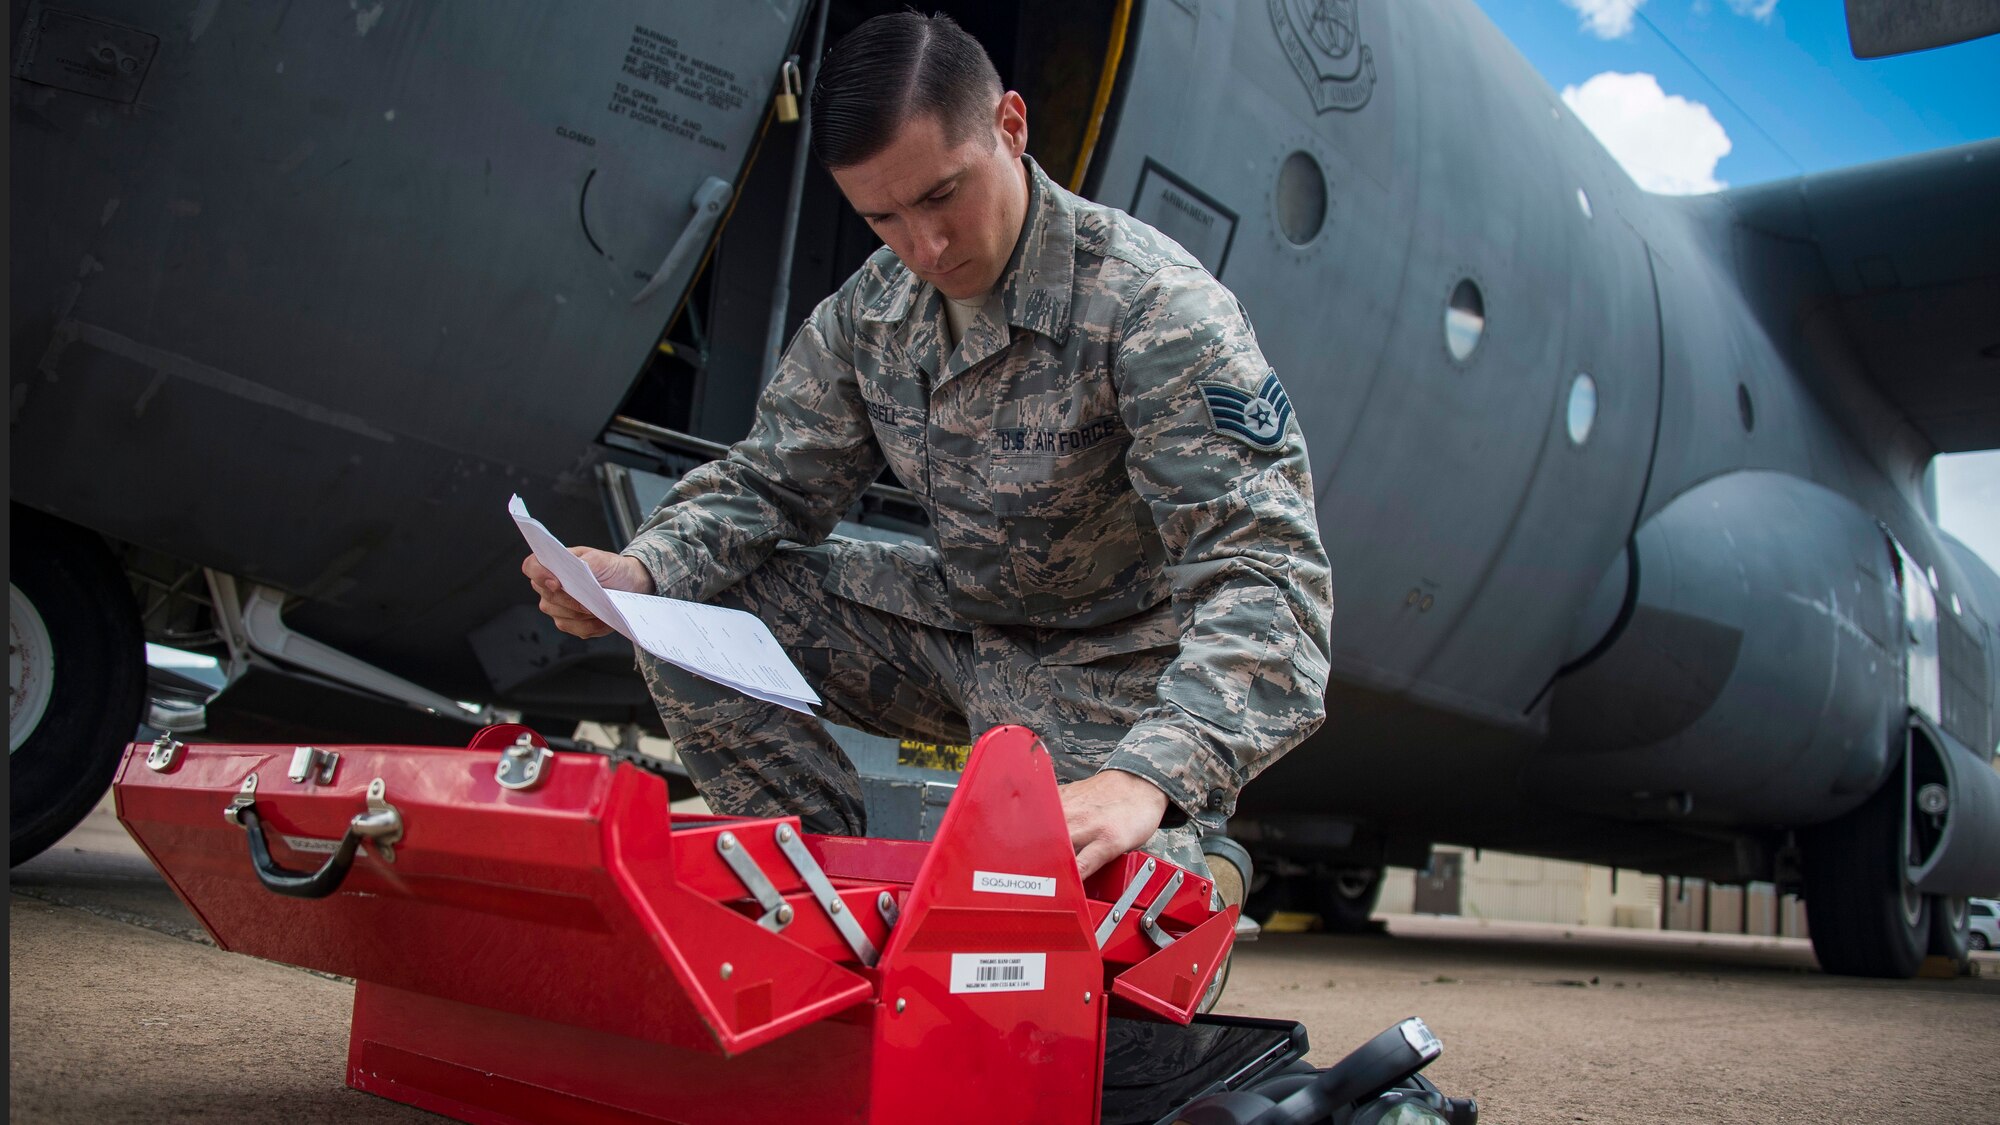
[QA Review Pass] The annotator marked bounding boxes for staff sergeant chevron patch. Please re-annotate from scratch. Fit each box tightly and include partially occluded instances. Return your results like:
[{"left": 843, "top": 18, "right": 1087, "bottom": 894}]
[{"left": 1199, "top": 370, "right": 1294, "bottom": 451}]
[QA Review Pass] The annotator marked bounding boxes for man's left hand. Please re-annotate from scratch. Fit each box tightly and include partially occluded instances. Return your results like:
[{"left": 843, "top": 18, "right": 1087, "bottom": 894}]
[{"left": 1062, "top": 769, "right": 1170, "bottom": 880}]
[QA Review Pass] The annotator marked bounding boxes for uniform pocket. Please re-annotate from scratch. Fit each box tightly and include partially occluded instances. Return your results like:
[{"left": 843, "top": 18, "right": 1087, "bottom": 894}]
[
  {"left": 987, "top": 417, "right": 1126, "bottom": 518},
  {"left": 812, "top": 536, "right": 969, "bottom": 633}
]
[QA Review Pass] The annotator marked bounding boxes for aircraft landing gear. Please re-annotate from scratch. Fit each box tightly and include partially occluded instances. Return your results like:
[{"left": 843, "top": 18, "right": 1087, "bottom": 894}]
[
  {"left": 1245, "top": 863, "right": 1386, "bottom": 934},
  {"left": 1315, "top": 865, "right": 1386, "bottom": 933},
  {"left": 9, "top": 507, "right": 148, "bottom": 865},
  {"left": 1801, "top": 768, "right": 1929, "bottom": 978},
  {"left": 1928, "top": 893, "right": 1971, "bottom": 964}
]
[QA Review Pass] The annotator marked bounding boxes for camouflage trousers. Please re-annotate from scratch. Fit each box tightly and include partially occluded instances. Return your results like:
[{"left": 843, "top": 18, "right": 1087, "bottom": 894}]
[{"left": 638, "top": 537, "right": 1211, "bottom": 879}]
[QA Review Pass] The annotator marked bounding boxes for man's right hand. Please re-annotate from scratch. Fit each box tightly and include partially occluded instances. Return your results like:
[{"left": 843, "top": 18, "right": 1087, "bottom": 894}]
[{"left": 522, "top": 548, "right": 655, "bottom": 639}]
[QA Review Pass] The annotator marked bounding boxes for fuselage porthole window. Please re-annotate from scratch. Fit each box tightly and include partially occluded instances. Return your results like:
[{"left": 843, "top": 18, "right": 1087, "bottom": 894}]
[
  {"left": 1275, "top": 150, "right": 1328, "bottom": 246},
  {"left": 1567, "top": 373, "right": 1598, "bottom": 445},
  {"left": 1445, "top": 279, "right": 1484, "bottom": 363}
]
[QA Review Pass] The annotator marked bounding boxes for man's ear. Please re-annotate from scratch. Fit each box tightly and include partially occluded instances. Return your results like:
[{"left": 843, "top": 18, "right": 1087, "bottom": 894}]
[{"left": 996, "top": 89, "right": 1029, "bottom": 158}]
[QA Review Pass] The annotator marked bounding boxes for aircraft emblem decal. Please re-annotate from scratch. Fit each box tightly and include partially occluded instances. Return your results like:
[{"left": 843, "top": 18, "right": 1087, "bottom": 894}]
[
  {"left": 1200, "top": 371, "right": 1294, "bottom": 451},
  {"left": 1270, "top": 0, "right": 1377, "bottom": 114}
]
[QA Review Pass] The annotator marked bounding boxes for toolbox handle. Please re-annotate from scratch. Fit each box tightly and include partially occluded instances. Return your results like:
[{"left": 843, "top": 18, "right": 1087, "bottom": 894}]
[{"left": 236, "top": 799, "right": 403, "bottom": 899}]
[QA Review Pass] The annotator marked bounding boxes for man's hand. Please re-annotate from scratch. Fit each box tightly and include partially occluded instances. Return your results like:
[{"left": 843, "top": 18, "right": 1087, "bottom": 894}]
[
  {"left": 1062, "top": 769, "right": 1171, "bottom": 880},
  {"left": 521, "top": 548, "right": 654, "bottom": 639}
]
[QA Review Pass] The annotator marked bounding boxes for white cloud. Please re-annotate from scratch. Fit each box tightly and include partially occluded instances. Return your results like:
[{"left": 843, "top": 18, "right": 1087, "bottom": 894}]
[
  {"left": 1725, "top": 0, "right": 1779, "bottom": 23},
  {"left": 1561, "top": 72, "right": 1733, "bottom": 194},
  {"left": 1935, "top": 450, "right": 2000, "bottom": 580},
  {"left": 1563, "top": 0, "right": 1645, "bottom": 39}
]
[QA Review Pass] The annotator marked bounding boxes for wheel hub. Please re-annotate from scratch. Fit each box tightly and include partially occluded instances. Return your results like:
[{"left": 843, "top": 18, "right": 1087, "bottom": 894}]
[{"left": 10, "top": 583, "right": 56, "bottom": 754}]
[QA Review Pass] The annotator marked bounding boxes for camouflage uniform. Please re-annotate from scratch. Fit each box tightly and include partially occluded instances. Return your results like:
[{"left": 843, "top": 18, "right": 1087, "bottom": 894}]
[{"left": 623, "top": 157, "right": 1332, "bottom": 873}]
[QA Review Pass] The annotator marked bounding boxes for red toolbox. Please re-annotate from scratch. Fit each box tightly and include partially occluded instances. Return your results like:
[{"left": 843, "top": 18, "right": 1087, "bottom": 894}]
[{"left": 114, "top": 723, "right": 1260, "bottom": 1124}]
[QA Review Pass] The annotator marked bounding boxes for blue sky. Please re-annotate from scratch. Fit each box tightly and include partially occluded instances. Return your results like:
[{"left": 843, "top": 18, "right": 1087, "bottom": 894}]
[
  {"left": 1473, "top": 0, "right": 2000, "bottom": 574},
  {"left": 1474, "top": 0, "right": 2000, "bottom": 189}
]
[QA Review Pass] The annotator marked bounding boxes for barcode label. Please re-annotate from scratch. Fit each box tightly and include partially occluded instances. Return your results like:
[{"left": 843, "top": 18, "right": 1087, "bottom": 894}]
[{"left": 949, "top": 953, "right": 1046, "bottom": 994}]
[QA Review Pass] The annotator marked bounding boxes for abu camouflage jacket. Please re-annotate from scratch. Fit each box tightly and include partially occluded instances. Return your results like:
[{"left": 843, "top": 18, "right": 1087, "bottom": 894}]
[{"left": 624, "top": 157, "right": 1333, "bottom": 828}]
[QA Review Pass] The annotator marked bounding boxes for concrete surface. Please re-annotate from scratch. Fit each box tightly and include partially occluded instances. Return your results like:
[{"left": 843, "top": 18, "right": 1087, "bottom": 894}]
[{"left": 11, "top": 795, "right": 2000, "bottom": 1123}]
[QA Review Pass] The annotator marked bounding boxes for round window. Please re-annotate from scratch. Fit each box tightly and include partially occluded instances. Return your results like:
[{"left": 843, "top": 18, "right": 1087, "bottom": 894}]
[
  {"left": 1444, "top": 279, "right": 1485, "bottom": 362},
  {"left": 1275, "top": 151, "right": 1327, "bottom": 246},
  {"left": 1567, "top": 373, "right": 1598, "bottom": 445}
]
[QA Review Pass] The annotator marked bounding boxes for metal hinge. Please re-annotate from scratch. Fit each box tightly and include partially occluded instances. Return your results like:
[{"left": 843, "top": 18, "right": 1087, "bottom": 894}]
[
  {"left": 716, "top": 830, "right": 795, "bottom": 932},
  {"left": 774, "top": 822, "right": 878, "bottom": 965},
  {"left": 1095, "top": 856, "right": 1158, "bottom": 948},
  {"left": 1140, "top": 868, "right": 1187, "bottom": 949}
]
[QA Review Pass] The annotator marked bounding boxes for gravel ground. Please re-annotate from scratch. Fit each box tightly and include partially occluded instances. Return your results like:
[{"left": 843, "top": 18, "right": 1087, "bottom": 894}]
[
  {"left": 11, "top": 799, "right": 1998, "bottom": 1123},
  {"left": 1223, "top": 917, "right": 2000, "bottom": 1124}
]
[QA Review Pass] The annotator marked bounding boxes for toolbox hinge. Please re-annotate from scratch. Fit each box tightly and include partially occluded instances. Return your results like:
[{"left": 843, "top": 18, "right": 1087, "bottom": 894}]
[
  {"left": 773, "top": 822, "right": 879, "bottom": 966},
  {"left": 716, "top": 831, "right": 795, "bottom": 932},
  {"left": 1140, "top": 868, "right": 1186, "bottom": 949},
  {"left": 1095, "top": 856, "right": 1159, "bottom": 948}
]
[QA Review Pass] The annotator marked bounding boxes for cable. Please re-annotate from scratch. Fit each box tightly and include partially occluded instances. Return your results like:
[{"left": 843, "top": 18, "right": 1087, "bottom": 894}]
[{"left": 1633, "top": 8, "right": 1807, "bottom": 177}]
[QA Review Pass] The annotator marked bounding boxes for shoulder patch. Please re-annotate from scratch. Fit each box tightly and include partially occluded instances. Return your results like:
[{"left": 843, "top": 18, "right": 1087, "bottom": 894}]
[{"left": 1199, "top": 370, "right": 1293, "bottom": 451}]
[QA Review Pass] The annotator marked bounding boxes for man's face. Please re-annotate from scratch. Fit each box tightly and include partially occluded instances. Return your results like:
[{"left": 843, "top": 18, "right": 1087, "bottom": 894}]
[{"left": 830, "top": 91, "right": 1030, "bottom": 302}]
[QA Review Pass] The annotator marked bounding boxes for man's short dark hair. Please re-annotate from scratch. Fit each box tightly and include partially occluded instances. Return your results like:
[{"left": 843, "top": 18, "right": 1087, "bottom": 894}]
[{"left": 809, "top": 11, "right": 1003, "bottom": 169}]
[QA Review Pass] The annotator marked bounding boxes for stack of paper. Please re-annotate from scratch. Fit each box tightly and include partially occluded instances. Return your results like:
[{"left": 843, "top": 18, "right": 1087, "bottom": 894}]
[{"left": 509, "top": 496, "right": 820, "bottom": 714}]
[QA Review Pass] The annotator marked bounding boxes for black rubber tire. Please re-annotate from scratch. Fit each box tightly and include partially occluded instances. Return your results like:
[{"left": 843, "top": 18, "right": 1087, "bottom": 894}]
[
  {"left": 1801, "top": 772, "right": 1929, "bottom": 978},
  {"left": 1927, "top": 895, "right": 1970, "bottom": 964},
  {"left": 9, "top": 507, "right": 148, "bottom": 866},
  {"left": 1242, "top": 867, "right": 1296, "bottom": 925},
  {"left": 1971, "top": 931, "right": 1990, "bottom": 951},
  {"left": 1313, "top": 865, "right": 1386, "bottom": 934}
]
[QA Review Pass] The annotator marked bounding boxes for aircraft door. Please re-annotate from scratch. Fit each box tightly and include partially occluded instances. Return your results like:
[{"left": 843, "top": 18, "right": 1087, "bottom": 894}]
[{"left": 11, "top": 0, "right": 808, "bottom": 618}]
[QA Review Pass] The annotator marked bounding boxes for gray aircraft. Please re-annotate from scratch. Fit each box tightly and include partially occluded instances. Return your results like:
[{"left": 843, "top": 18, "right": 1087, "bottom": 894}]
[{"left": 10, "top": 0, "right": 1998, "bottom": 979}]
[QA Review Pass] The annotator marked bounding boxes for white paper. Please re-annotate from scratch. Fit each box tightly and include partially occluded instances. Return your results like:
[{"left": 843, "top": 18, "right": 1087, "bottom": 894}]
[{"left": 510, "top": 496, "right": 819, "bottom": 714}]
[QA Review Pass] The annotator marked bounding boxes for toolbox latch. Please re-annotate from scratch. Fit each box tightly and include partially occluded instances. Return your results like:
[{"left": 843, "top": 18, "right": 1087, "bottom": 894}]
[
  {"left": 146, "top": 734, "right": 185, "bottom": 773},
  {"left": 495, "top": 732, "right": 553, "bottom": 791},
  {"left": 288, "top": 746, "right": 339, "bottom": 785}
]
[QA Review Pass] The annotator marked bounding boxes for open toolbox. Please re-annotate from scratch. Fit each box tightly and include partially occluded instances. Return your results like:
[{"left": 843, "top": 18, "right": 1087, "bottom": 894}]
[{"left": 115, "top": 723, "right": 1473, "bottom": 1124}]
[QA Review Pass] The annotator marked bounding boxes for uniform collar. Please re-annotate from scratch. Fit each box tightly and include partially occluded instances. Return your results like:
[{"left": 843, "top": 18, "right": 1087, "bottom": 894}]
[{"left": 859, "top": 155, "right": 1077, "bottom": 348}]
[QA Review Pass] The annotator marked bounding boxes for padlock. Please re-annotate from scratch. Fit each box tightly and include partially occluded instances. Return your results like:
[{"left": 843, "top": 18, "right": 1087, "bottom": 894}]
[{"left": 775, "top": 56, "right": 802, "bottom": 123}]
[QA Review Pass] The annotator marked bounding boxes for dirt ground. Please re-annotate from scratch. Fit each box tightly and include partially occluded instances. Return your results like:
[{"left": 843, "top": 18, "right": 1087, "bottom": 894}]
[{"left": 11, "top": 798, "right": 2000, "bottom": 1123}]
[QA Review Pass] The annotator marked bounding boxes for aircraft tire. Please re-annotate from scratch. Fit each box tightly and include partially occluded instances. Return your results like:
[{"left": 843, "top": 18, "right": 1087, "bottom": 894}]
[
  {"left": 1801, "top": 774, "right": 1929, "bottom": 978},
  {"left": 1927, "top": 895, "right": 1970, "bottom": 964},
  {"left": 1313, "top": 865, "right": 1386, "bottom": 934},
  {"left": 9, "top": 507, "right": 148, "bottom": 866}
]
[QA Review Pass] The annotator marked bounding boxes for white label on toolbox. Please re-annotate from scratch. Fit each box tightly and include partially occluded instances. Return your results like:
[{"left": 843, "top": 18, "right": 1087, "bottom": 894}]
[
  {"left": 281, "top": 835, "right": 363, "bottom": 857},
  {"left": 949, "top": 953, "right": 1046, "bottom": 994},
  {"left": 971, "top": 870, "right": 1056, "bottom": 897}
]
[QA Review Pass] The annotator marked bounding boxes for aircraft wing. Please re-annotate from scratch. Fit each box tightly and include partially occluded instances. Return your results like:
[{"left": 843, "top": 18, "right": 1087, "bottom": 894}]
[{"left": 1726, "top": 138, "right": 2000, "bottom": 454}]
